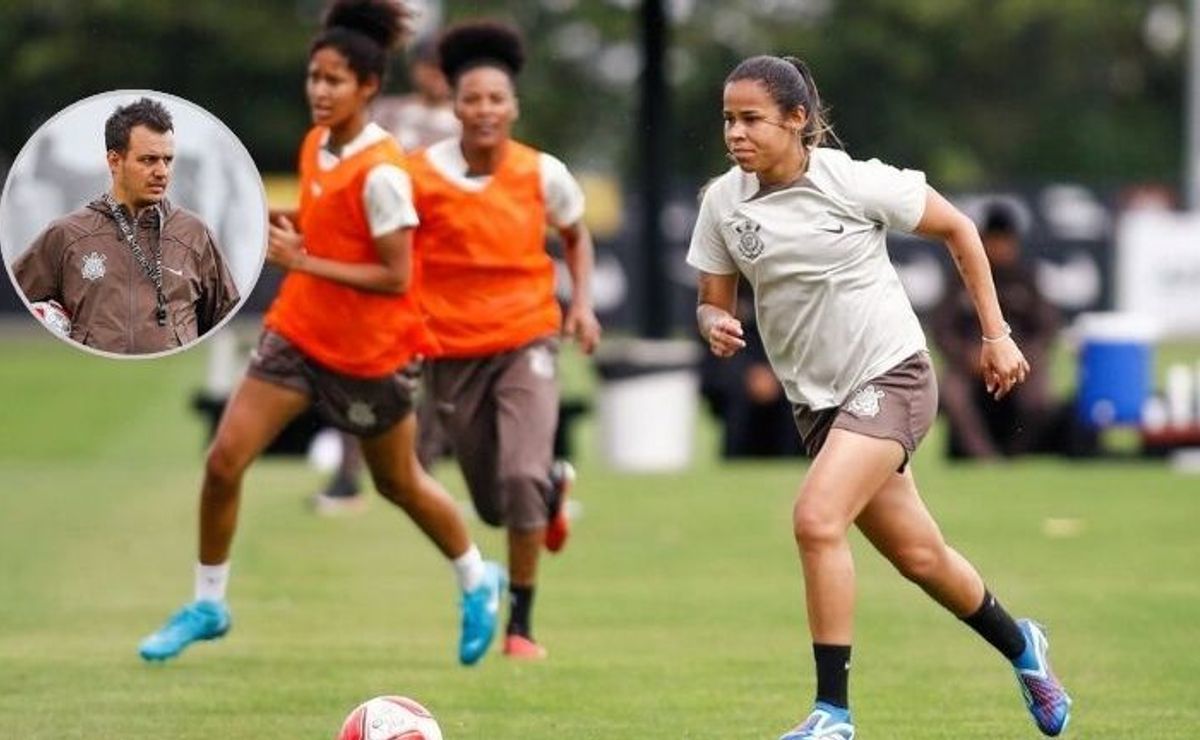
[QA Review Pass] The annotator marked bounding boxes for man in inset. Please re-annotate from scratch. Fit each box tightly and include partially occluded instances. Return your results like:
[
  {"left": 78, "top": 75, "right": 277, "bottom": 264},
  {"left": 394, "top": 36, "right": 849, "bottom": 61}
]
[{"left": 14, "top": 97, "right": 239, "bottom": 354}]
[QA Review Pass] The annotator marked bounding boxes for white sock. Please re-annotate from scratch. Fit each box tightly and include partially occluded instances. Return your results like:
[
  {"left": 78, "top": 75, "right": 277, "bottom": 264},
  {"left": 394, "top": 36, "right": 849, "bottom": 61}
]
[
  {"left": 451, "top": 545, "right": 485, "bottom": 592},
  {"left": 195, "top": 561, "right": 231, "bottom": 603}
]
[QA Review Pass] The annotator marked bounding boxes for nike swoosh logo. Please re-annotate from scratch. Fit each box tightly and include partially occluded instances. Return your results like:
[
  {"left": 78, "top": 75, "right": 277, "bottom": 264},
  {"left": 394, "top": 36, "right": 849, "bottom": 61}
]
[
  {"left": 818, "top": 223, "right": 845, "bottom": 234},
  {"left": 163, "top": 267, "right": 184, "bottom": 276}
]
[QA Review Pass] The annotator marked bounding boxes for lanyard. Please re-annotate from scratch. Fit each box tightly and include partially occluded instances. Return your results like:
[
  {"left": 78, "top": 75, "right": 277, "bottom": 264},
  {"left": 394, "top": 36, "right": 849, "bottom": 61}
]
[{"left": 103, "top": 194, "right": 167, "bottom": 327}]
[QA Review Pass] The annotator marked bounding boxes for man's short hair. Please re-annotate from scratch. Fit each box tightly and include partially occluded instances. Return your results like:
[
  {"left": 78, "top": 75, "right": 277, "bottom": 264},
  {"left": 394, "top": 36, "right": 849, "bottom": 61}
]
[{"left": 105, "top": 98, "right": 173, "bottom": 154}]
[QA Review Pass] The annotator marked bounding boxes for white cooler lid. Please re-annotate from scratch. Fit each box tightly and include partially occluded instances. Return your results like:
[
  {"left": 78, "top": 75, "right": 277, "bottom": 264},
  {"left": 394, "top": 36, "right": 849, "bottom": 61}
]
[{"left": 1071, "top": 312, "right": 1161, "bottom": 342}]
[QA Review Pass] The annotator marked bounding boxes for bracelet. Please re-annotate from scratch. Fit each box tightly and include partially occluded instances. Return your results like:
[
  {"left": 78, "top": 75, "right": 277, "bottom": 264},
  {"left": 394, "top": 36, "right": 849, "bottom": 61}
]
[{"left": 981, "top": 322, "right": 1012, "bottom": 344}]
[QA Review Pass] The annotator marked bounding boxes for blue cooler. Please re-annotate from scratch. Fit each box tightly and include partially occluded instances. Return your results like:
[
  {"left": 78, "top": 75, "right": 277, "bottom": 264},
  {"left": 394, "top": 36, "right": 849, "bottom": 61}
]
[{"left": 1074, "top": 313, "right": 1157, "bottom": 427}]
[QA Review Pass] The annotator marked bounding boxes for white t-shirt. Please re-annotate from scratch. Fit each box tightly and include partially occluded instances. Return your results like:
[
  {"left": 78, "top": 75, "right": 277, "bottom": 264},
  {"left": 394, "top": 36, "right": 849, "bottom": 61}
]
[
  {"left": 422, "top": 138, "right": 586, "bottom": 228},
  {"left": 686, "top": 147, "right": 929, "bottom": 409},
  {"left": 314, "top": 122, "right": 418, "bottom": 238}
]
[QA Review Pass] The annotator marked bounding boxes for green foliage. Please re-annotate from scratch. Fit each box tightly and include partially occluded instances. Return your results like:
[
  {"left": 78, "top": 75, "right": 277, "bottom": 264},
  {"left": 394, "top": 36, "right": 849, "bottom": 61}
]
[
  {"left": 666, "top": 0, "right": 1186, "bottom": 187},
  {"left": 0, "top": 0, "right": 1186, "bottom": 185},
  {"left": 0, "top": 0, "right": 313, "bottom": 172}
]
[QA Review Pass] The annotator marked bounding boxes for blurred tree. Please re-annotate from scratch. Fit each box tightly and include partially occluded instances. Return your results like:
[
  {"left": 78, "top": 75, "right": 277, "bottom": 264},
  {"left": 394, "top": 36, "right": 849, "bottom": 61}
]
[
  {"left": 0, "top": 0, "right": 314, "bottom": 172},
  {"left": 0, "top": 0, "right": 1187, "bottom": 190},
  {"left": 667, "top": 0, "right": 1187, "bottom": 188}
]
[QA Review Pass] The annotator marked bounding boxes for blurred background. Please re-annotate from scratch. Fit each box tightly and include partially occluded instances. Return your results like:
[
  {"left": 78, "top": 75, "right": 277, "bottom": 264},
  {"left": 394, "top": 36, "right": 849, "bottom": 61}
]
[{"left": 1, "top": 2, "right": 1199, "bottom": 738}]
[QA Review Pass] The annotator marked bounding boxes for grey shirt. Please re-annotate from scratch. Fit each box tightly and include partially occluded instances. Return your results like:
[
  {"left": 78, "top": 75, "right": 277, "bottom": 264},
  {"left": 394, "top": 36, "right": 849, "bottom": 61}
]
[{"left": 687, "top": 148, "right": 928, "bottom": 409}]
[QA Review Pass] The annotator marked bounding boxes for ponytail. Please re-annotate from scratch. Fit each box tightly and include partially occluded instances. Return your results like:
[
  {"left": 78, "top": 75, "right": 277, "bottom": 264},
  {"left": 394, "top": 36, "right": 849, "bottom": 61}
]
[{"left": 780, "top": 56, "right": 837, "bottom": 148}]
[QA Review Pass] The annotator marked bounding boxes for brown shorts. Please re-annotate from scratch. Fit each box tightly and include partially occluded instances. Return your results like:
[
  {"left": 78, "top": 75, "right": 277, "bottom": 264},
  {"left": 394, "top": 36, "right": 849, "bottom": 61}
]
[
  {"left": 247, "top": 331, "right": 416, "bottom": 437},
  {"left": 428, "top": 337, "right": 559, "bottom": 531},
  {"left": 792, "top": 352, "right": 937, "bottom": 471}
]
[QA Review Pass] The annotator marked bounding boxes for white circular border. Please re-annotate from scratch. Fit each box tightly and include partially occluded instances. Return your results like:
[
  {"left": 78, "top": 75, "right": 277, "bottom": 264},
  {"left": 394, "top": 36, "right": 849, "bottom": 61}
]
[{"left": 0, "top": 88, "right": 268, "bottom": 361}]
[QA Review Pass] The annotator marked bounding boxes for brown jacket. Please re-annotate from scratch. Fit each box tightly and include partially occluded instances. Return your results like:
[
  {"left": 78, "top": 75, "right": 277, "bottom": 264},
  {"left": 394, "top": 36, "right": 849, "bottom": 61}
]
[{"left": 14, "top": 196, "right": 240, "bottom": 354}]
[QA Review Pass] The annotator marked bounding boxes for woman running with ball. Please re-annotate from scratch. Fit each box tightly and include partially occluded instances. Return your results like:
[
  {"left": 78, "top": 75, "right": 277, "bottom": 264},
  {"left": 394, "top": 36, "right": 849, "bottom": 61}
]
[
  {"left": 688, "top": 56, "right": 1072, "bottom": 739},
  {"left": 138, "top": 0, "right": 504, "bottom": 667}
]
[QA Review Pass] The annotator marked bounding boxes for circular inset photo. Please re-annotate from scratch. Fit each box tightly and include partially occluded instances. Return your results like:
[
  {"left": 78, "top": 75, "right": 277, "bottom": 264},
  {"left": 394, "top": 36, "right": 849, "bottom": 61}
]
[{"left": 1, "top": 90, "right": 266, "bottom": 358}]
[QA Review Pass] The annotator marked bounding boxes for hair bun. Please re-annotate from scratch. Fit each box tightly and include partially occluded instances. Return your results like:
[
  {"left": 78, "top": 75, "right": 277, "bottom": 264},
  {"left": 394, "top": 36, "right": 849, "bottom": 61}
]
[
  {"left": 323, "top": 0, "right": 409, "bottom": 51},
  {"left": 438, "top": 21, "right": 526, "bottom": 83}
]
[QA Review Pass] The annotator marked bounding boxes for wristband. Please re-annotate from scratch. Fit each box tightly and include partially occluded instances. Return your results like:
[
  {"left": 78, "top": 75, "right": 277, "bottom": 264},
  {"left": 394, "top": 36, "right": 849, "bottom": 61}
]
[{"left": 981, "top": 322, "right": 1012, "bottom": 344}]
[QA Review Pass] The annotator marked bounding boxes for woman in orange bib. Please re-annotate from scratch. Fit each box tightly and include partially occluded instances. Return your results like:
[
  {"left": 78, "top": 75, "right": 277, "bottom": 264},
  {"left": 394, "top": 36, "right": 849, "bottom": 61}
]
[
  {"left": 408, "top": 21, "right": 602, "bottom": 660},
  {"left": 137, "top": 0, "right": 503, "bottom": 668}
]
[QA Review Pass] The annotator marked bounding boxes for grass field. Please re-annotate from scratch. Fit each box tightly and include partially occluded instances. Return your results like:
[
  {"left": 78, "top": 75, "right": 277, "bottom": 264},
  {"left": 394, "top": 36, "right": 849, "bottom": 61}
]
[{"left": 1, "top": 329, "right": 1198, "bottom": 739}]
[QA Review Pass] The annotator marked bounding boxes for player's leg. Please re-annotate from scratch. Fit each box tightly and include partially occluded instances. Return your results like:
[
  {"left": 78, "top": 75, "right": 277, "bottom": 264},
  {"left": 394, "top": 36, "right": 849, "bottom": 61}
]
[
  {"left": 779, "top": 429, "right": 906, "bottom": 739},
  {"left": 415, "top": 362, "right": 453, "bottom": 470},
  {"left": 855, "top": 469, "right": 985, "bottom": 613},
  {"left": 140, "top": 371, "right": 309, "bottom": 661},
  {"left": 359, "top": 413, "right": 473, "bottom": 560},
  {"left": 358, "top": 404, "right": 504, "bottom": 667},
  {"left": 856, "top": 470, "right": 1072, "bottom": 736},
  {"left": 428, "top": 358, "right": 506, "bottom": 528},
  {"left": 492, "top": 340, "right": 560, "bottom": 658},
  {"left": 200, "top": 376, "right": 310, "bottom": 564}
]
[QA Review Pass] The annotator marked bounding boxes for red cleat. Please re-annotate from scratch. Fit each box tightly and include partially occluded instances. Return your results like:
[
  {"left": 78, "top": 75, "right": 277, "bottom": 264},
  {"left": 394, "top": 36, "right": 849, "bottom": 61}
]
[
  {"left": 503, "top": 633, "right": 548, "bottom": 660},
  {"left": 544, "top": 460, "right": 575, "bottom": 553}
]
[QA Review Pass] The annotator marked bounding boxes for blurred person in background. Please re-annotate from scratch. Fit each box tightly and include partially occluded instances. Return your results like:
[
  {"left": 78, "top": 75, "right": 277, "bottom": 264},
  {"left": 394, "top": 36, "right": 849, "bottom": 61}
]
[
  {"left": 932, "top": 202, "right": 1067, "bottom": 460},
  {"left": 699, "top": 281, "right": 803, "bottom": 458},
  {"left": 407, "top": 20, "right": 601, "bottom": 660},
  {"left": 313, "top": 33, "right": 461, "bottom": 514},
  {"left": 374, "top": 35, "right": 460, "bottom": 151},
  {"left": 14, "top": 98, "right": 239, "bottom": 354},
  {"left": 689, "top": 56, "right": 1071, "bottom": 738},
  {"left": 137, "top": 0, "right": 503, "bottom": 667}
]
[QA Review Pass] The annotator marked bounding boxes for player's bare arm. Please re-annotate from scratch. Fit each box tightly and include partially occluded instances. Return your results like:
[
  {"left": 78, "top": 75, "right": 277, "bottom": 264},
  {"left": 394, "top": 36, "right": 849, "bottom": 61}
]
[
  {"left": 558, "top": 220, "right": 601, "bottom": 354},
  {"left": 914, "top": 187, "right": 1029, "bottom": 399},
  {"left": 267, "top": 216, "right": 413, "bottom": 295},
  {"left": 696, "top": 270, "right": 745, "bottom": 358}
]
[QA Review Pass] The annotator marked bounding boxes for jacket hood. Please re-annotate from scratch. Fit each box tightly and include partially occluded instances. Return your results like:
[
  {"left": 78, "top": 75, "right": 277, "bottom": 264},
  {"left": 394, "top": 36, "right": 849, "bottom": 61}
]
[{"left": 86, "top": 194, "right": 174, "bottom": 222}]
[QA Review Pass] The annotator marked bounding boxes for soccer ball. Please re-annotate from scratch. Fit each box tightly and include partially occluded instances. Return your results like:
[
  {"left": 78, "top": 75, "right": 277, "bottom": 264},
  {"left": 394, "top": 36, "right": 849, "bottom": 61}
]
[
  {"left": 30, "top": 300, "right": 71, "bottom": 338},
  {"left": 337, "top": 696, "right": 443, "bottom": 740}
]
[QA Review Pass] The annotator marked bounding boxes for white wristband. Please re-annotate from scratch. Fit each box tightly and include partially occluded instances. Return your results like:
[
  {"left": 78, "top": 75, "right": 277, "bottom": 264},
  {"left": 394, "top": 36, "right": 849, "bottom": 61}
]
[{"left": 981, "top": 322, "right": 1012, "bottom": 344}]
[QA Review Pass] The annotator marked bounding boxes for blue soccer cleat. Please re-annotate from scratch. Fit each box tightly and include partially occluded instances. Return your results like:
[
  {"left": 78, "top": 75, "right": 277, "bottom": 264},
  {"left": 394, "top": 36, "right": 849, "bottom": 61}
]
[
  {"left": 458, "top": 561, "right": 505, "bottom": 666},
  {"left": 779, "top": 702, "right": 855, "bottom": 740},
  {"left": 1012, "top": 619, "right": 1073, "bottom": 736},
  {"left": 138, "top": 600, "right": 231, "bottom": 662}
]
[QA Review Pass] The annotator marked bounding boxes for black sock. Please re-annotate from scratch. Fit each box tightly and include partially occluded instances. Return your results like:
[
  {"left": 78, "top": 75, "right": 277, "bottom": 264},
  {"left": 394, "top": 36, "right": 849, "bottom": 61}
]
[
  {"left": 506, "top": 584, "right": 535, "bottom": 638},
  {"left": 813, "top": 643, "right": 851, "bottom": 710},
  {"left": 961, "top": 589, "right": 1026, "bottom": 660}
]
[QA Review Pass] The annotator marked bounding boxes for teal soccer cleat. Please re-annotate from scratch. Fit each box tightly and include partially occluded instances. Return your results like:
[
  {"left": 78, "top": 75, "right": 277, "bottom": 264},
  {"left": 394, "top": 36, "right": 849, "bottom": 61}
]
[
  {"left": 458, "top": 561, "right": 505, "bottom": 666},
  {"left": 138, "top": 600, "right": 231, "bottom": 662},
  {"left": 1013, "top": 619, "right": 1073, "bottom": 736},
  {"left": 779, "top": 702, "right": 855, "bottom": 740}
]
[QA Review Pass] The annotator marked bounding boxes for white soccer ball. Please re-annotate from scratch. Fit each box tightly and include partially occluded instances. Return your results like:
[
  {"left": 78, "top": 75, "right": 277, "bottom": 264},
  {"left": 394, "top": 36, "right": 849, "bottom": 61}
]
[
  {"left": 337, "top": 696, "right": 443, "bottom": 740},
  {"left": 30, "top": 300, "right": 72, "bottom": 338}
]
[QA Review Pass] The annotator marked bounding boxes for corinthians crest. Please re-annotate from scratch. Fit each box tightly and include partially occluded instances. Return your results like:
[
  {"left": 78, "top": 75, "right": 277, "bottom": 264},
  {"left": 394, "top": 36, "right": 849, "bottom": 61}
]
[
  {"left": 846, "top": 384, "right": 886, "bottom": 419},
  {"left": 346, "top": 399, "right": 377, "bottom": 428},
  {"left": 732, "top": 217, "right": 765, "bottom": 260},
  {"left": 80, "top": 251, "right": 107, "bottom": 281}
]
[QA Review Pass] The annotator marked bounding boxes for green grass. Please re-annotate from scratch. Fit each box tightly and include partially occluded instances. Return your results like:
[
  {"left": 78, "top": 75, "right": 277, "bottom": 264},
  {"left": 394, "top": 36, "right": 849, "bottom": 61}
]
[{"left": 1, "top": 331, "right": 1199, "bottom": 739}]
